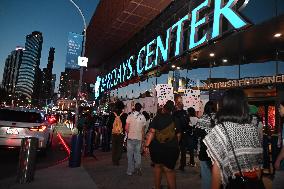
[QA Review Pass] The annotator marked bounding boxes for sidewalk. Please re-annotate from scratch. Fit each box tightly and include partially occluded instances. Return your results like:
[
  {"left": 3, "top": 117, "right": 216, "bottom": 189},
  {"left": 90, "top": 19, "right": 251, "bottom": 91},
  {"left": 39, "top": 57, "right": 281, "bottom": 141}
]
[
  {"left": 1, "top": 124, "right": 273, "bottom": 189},
  {"left": 9, "top": 161, "right": 98, "bottom": 189}
]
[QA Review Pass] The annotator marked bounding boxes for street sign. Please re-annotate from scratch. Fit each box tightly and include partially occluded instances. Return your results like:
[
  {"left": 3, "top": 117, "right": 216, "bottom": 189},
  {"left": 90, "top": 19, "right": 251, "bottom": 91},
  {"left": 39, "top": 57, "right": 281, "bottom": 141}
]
[
  {"left": 66, "top": 32, "right": 83, "bottom": 69},
  {"left": 78, "top": 56, "right": 88, "bottom": 67}
]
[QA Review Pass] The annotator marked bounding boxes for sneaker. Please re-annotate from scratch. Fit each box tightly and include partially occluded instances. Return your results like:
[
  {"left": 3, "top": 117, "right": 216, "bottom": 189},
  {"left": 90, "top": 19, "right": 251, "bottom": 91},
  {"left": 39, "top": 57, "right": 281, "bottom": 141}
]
[
  {"left": 135, "top": 168, "right": 142, "bottom": 176},
  {"left": 126, "top": 172, "right": 133, "bottom": 176},
  {"left": 190, "top": 163, "right": 196, "bottom": 167}
]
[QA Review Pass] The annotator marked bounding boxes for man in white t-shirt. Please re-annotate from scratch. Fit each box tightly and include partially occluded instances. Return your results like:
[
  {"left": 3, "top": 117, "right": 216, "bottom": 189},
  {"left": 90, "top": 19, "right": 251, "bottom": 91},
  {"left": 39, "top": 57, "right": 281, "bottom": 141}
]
[{"left": 125, "top": 103, "right": 146, "bottom": 176}]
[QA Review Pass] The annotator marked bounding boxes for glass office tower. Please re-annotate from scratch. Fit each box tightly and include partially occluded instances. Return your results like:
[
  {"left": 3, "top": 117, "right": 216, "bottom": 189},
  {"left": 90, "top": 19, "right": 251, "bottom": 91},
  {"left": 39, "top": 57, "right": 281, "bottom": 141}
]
[{"left": 15, "top": 31, "right": 43, "bottom": 99}]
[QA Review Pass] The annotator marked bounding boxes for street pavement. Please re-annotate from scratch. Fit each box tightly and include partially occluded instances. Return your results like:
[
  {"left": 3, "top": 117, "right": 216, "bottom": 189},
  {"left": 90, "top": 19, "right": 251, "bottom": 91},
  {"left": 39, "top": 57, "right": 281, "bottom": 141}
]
[{"left": 0, "top": 124, "right": 273, "bottom": 189}]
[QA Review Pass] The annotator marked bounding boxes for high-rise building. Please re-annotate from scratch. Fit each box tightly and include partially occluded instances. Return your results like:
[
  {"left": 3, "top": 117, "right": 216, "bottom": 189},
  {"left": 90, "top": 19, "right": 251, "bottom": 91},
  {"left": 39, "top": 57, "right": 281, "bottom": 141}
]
[
  {"left": 15, "top": 31, "right": 43, "bottom": 99},
  {"left": 58, "top": 69, "right": 78, "bottom": 99},
  {"left": 42, "top": 47, "right": 55, "bottom": 100},
  {"left": 51, "top": 74, "right": 56, "bottom": 96},
  {"left": 32, "top": 67, "right": 43, "bottom": 105},
  {"left": 2, "top": 47, "right": 24, "bottom": 94}
]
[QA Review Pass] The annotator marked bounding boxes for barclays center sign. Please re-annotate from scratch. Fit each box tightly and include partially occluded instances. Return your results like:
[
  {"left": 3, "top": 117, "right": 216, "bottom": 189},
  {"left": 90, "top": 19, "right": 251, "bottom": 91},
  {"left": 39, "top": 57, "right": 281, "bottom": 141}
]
[{"left": 94, "top": 0, "right": 250, "bottom": 99}]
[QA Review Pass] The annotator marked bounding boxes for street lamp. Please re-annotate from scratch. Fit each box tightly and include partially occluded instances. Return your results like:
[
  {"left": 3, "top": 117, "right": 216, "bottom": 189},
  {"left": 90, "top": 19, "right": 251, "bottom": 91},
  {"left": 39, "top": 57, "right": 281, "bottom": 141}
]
[
  {"left": 69, "top": 0, "right": 87, "bottom": 130},
  {"left": 68, "top": 0, "right": 87, "bottom": 168}
]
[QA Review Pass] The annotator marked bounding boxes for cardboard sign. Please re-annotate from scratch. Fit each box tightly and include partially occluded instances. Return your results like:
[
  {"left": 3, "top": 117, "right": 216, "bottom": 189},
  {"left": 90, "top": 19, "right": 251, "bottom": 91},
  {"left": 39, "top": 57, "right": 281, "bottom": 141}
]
[
  {"left": 155, "top": 84, "right": 174, "bottom": 107},
  {"left": 183, "top": 89, "right": 201, "bottom": 111}
]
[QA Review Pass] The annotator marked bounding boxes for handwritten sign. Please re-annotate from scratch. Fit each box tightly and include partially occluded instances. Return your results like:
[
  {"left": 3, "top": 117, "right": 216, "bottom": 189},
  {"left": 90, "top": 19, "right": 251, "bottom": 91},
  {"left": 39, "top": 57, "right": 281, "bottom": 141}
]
[
  {"left": 183, "top": 89, "right": 201, "bottom": 111},
  {"left": 156, "top": 84, "right": 174, "bottom": 107}
]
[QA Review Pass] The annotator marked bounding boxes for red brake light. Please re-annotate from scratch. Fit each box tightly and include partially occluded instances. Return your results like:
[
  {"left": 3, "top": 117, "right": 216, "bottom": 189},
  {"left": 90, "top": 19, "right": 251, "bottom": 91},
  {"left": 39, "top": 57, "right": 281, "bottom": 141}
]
[
  {"left": 48, "top": 117, "right": 56, "bottom": 124},
  {"left": 29, "top": 125, "right": 47, "bottom": 132}
]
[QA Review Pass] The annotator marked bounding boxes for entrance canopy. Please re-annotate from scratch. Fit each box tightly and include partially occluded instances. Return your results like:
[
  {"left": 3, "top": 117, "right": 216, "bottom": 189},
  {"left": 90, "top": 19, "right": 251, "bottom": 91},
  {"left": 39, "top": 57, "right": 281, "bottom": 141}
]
[
  {"left": 81, "top": 14, "right": 284, "bottom": 84},
  {"left": 85, "top": 0, "right": 173, "bottom": 68}
]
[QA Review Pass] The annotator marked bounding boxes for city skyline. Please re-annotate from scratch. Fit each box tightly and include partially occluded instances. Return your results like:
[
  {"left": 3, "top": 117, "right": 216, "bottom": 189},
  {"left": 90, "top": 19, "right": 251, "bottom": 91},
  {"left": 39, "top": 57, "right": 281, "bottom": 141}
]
[{"left": 0, "top": 0, "right": 100, "bottom": 92}]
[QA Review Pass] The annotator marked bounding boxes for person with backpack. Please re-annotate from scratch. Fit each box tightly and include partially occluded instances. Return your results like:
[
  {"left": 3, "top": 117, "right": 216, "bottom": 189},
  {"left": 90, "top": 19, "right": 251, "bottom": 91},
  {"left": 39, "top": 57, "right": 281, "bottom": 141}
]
[
  {"left": 144, "top": 100, "right": 181, "bottom": 189},
  {"left": 107, "top": 100, "right": 128, "bottom": 166},
  {"left": 125, "top": 103, "right": 146, "bottom": 176}
]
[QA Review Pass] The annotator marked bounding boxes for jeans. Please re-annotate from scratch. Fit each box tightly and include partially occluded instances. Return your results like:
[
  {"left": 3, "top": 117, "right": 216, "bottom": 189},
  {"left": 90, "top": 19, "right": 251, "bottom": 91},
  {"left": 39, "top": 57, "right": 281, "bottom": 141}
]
[
  {"left": 200, "top": 161, "right": 212, "bottom": 189},
  {"left": 127, "top": 139, "right": 142, "bottom": 174}
]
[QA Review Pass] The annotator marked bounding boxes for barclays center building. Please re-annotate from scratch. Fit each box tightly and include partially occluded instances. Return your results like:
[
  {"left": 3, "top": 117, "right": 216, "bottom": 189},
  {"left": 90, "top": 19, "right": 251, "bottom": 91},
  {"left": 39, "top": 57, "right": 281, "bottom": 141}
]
[{"left": 86, "top": 0, "right": 284, "bottom": 137}]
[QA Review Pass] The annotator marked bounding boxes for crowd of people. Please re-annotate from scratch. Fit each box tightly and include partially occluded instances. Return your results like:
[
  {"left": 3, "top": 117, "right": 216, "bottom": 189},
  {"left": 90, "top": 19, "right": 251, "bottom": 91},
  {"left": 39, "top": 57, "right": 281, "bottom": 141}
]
[{"left": 67, "top": 88, "right": 284, "bottom": 189}]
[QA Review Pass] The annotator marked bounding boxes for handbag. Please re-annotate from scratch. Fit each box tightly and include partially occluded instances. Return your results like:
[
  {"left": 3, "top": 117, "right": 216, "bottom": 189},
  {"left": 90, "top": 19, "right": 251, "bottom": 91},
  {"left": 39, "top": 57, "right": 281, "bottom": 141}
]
[
  {"left": 220, "top": 123, "right": 265, "bottom": 189},
  {"left": 155, "top": 122, "right": 176, "bottom": 143}
]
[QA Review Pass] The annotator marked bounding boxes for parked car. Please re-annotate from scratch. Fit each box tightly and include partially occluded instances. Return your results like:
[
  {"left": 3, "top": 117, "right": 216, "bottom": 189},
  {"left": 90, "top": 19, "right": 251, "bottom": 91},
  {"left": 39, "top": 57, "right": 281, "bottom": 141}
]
[{"left": 0, "top": 108, "right": 55, "bottom": 151}]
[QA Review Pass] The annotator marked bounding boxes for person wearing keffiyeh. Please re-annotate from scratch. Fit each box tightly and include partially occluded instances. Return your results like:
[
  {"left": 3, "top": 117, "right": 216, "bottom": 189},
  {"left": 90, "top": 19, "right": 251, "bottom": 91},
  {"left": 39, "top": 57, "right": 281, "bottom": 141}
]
[
  {"left": 203, "top": 89, "right": 263, "bottom": 189},
  {"left": 195, "top": 101, "right": 216, "bottom": 189}
]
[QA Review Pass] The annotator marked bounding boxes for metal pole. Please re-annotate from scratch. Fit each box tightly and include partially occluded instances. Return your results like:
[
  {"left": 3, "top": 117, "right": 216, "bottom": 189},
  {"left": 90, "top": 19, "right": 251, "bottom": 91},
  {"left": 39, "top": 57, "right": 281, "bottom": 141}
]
[
  {"left": 69, "top": 0, "right": 87, "bottom": 129},
  {"left": 68, "top": 0, "right": 87, "bottom": 167}
]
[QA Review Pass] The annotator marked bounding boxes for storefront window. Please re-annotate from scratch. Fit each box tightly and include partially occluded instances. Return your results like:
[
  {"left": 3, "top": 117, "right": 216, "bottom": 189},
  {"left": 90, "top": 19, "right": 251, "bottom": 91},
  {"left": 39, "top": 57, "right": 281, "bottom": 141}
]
[
  {"left": 211, "top": 65, "right": 239, "bottom": 79},
  {"left": 181, "top": 68, "right": 210, "bottom": 88},
  {"left": 278, "top": 61, "right": 284, "bottom": 74},
  {"left": 241, "top": 0, "right": 281, "bottom": 25},
  {"left": 277, "top": 0, "right": 284, "bottom": 16},
  {"left": 240, "top": 61, "right": 277, "bottom": 78}
]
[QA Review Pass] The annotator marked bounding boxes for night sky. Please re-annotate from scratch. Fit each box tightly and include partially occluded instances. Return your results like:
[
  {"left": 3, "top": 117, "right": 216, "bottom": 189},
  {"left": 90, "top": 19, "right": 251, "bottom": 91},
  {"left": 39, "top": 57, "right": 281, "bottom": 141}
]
[{"left": 0, "top": 0, "right": 100, "bottom": 92}]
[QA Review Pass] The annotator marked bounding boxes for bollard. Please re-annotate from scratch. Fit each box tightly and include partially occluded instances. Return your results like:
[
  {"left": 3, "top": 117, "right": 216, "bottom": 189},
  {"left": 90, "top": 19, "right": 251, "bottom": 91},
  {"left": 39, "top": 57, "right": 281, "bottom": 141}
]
[
  {"left": 101, "top": 126, "right": 109, "bottom": 152},
  {"left": 16, "top": 137, "right": 38, "bottom": 184},
  {"left": 84, "top": 128, "right": 95, "bottom": 156},
  {"left": 69, "top": 133, "right": 83, "bottom": 167}
]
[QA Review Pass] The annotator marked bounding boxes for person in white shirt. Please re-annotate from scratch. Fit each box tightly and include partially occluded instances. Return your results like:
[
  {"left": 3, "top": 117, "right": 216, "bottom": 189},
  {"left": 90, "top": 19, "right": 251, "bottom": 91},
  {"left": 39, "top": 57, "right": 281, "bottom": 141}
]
[{"left": 125, "top": 103, "right": 146, "bottom": 176}]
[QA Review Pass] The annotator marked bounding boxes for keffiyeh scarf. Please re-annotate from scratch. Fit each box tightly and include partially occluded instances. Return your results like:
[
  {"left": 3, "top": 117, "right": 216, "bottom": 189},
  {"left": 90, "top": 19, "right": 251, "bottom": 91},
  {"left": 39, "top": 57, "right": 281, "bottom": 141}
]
[
  {"left": 195, "top": 113, "right": 215, "bottom": 133},
  {"left": 203, "top": 121, "right": 263, "bottom": 185}
]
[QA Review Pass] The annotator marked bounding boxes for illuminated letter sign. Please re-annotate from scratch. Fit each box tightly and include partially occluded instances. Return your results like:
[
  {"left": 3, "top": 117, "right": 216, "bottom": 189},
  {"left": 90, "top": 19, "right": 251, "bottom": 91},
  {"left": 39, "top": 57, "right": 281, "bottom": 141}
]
[
  {"left": 155, "top": 28, "right": 171, "bottom": 64},
  {"left": 127, "top": 56, "right": 134, "bottom": 79},
  {"left": 121, "top": 61, "right": 127, "bottom": 82},
  {"left": 112, "top": 68, "right": 117, "bottom": 86},
  {"left": 190, "top": 0, "right": 209, "bottom": 49},
  {"left": 117, "top": 64, "right": 123, "bottom": 83},
  {"left": 94, "top": 0, "right": 250, "bottom": 99},
  {"left": 137, "top": 46, "right": 146, "bottom": 75},
  {"left": 94, "top": 76, "right": 101, "bottom": 99},
  {"left": 212, "top": 0, "right": 248, "bottom": 38},
  {"left": 145, "top": 39, "right": 157, "bottom": 71},
  {"left": 171, "top": 15, "right": 189, "bottom": 56}
]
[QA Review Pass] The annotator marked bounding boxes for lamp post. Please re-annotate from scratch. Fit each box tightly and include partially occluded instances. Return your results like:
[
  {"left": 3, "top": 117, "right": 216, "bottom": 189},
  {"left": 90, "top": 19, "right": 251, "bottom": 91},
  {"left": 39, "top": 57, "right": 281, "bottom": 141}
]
[
  {"left": 69, "top": 0, "right": 87, "bottom": 130},
  {"left": 68, "top": 0, "right": 87, "bottom": 167}
]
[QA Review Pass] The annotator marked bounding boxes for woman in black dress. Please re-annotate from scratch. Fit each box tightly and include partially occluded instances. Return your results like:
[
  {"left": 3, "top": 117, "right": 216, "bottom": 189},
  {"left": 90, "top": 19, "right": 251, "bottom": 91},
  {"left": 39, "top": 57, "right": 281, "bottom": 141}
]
[{"left": 144, "top": 100, "right": 181, "bottom": 189}]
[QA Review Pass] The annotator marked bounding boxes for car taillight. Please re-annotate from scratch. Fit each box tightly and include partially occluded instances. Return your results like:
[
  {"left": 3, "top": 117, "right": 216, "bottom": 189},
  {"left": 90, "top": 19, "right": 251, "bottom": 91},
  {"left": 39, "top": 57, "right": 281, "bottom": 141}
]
[
  {"left": 29, "top": 125, "right": 47, "bottom": 132},
  {"left": 48, "top": 117, "right": 56, "bottom": 124}
]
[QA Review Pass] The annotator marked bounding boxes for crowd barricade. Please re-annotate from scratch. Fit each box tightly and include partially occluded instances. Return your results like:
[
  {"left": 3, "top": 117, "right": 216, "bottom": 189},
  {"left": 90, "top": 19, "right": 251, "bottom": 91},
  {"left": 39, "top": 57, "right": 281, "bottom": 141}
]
[{"left": 92, "top": 120, "right": 110, "bottom": 152}]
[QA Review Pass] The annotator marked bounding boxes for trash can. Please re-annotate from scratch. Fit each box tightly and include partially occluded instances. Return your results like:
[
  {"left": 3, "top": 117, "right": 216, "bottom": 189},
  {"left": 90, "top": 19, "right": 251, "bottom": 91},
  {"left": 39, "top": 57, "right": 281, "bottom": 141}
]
[
  {"left": 69, "top": 133, "right": 83, "bottom": 167},
  {"left": 16, "top": 137, "right": 38, "bottom": 184}
]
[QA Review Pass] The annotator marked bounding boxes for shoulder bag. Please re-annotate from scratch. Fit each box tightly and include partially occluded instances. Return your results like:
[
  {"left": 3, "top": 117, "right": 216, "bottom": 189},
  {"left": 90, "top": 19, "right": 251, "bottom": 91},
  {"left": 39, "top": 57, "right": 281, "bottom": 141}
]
[{"left": 155, "top": 122, "right": 176, "bottom": 144}]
